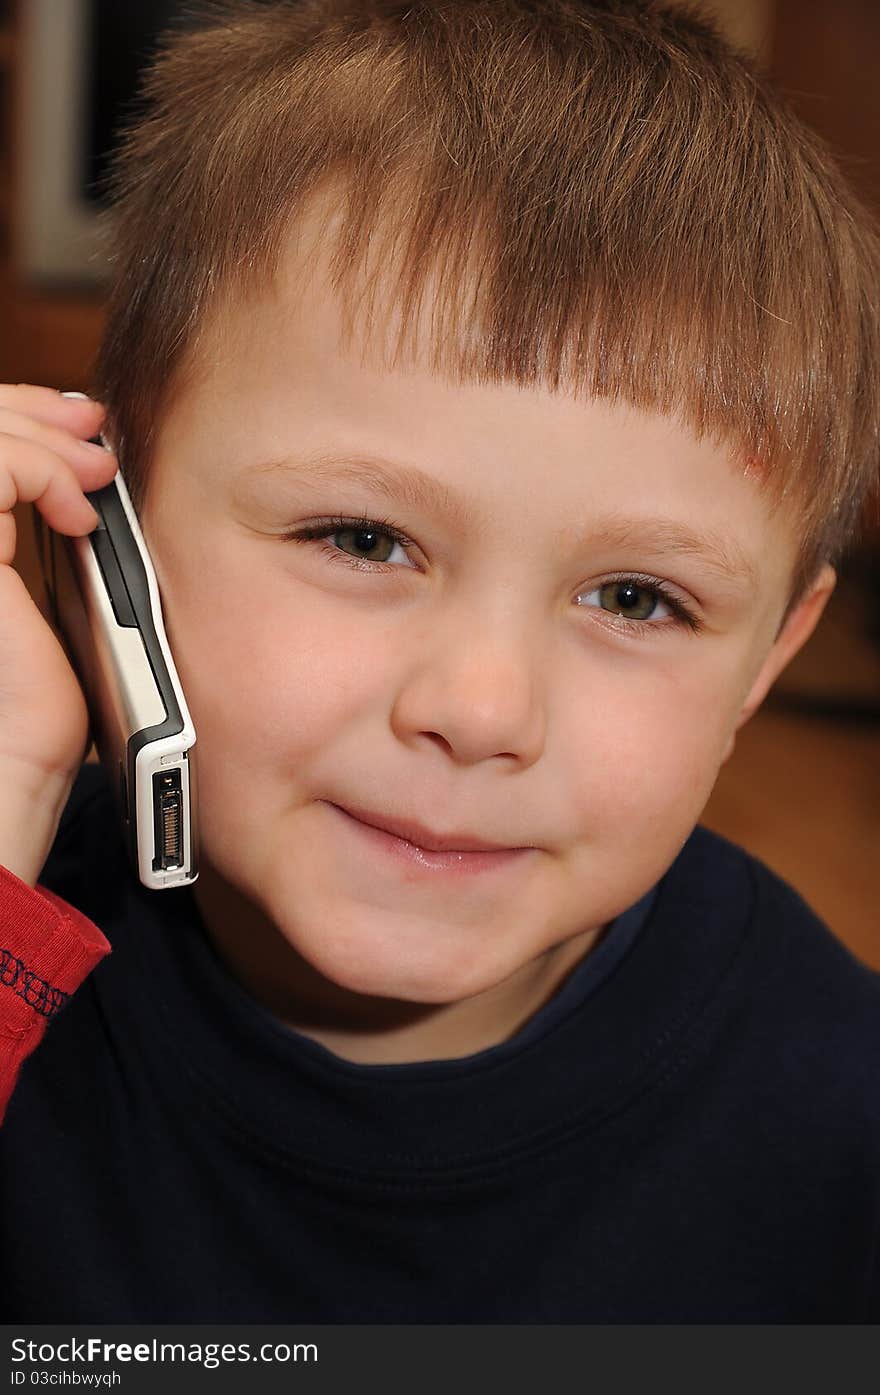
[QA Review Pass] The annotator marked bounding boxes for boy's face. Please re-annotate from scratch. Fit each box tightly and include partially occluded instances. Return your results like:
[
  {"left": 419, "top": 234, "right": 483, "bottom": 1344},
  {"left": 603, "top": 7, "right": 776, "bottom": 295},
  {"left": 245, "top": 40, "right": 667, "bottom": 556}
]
[{"left": 139, "top": 213, "right": 835, "bottom": 1051}]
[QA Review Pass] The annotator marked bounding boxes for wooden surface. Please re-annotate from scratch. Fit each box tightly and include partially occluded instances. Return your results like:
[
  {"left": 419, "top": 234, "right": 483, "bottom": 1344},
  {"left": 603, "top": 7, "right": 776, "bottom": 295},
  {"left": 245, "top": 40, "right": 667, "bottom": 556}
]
[
  {"left": 704, "top": 563, "right": 880, "bottom": 970},
  {"left": 0, "top": 281, "right": 104, "bottom": 389},
  {"left": 0, "top": 0, "right": 103, "bottom": 391},
  {"left": 705, "top": 709, "right": 880, "bottom": 971},
  {"left": 771, "top": 0, "right": 880, "bottom": 550}
]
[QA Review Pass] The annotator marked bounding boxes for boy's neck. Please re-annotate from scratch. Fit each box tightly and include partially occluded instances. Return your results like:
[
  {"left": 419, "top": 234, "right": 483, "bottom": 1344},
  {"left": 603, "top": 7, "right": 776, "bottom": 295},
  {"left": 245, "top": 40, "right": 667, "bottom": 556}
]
[{"left": 191, "top": 862, "right": 607, "bottom": 1065}]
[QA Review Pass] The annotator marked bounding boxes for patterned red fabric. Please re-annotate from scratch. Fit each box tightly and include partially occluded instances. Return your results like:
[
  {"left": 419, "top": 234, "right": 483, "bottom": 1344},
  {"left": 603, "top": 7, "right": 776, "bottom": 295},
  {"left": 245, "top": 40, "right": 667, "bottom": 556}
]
[{"left": 0, "top": 863, "right": 110, "bottom": 1123}]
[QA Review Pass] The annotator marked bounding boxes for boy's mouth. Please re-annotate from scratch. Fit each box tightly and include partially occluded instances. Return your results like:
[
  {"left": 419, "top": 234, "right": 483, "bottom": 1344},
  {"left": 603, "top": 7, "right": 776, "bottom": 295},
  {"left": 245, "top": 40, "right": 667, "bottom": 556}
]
[
  {"left": 322, "top": 801, "right": 536, "bottom": 876},
  {"left": 326, "top": 801, "right": 528, "bottom": 854}
]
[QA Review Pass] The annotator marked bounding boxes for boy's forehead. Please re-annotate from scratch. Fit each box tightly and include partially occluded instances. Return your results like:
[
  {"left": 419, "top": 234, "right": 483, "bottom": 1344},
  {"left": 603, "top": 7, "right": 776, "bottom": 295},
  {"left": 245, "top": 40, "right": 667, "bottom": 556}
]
[{"left": 195, "top": 177, "right": 505, "bottom": 387}]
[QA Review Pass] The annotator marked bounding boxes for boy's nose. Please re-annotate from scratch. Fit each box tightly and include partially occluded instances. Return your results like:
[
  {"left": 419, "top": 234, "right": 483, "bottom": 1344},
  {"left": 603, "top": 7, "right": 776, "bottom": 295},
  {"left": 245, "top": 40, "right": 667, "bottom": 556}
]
[{"left": 388, "top": 622, "right": 547, "bottom": 767}]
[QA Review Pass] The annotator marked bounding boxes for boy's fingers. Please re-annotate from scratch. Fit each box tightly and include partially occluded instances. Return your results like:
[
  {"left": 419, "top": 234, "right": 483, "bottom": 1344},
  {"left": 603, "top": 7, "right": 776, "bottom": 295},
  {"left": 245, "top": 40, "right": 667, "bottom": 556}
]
[
  {"left": 0, "top": 407, "right": 117, "bottom": 480},
  {"left": 0, "top": 384, "right": 106, "bottom": 433},
  {"left": 0, "top": 433, "right": 105, "bottom": 539}
]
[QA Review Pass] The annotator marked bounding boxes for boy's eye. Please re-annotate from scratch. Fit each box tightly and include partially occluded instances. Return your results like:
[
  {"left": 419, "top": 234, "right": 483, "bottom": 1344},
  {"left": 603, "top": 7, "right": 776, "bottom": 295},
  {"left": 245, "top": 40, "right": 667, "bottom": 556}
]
[
  {"left": 320, "top": 522, "right": 408, "bottom": 566},
  {"left": 283, "top": 515, "right": 419, "bottom": 570},
  {"left": 283, "top": 516, "right": 703, "bottom": 637},
  {"left": 582, "top": 577, "right": 691, "bottom": 627}
]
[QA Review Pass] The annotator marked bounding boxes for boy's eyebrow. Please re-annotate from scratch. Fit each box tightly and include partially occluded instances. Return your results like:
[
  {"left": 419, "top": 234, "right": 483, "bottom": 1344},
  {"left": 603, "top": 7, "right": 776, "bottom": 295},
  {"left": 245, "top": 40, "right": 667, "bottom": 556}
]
[
  {"left": 242, "top": 450, "right": 760, "bottom": 589},
  {"left": 578, "top": 515, "right": 760, "bottom": 590},
  {"left": 243, "top": 450, "right": 468, "bottom": 525}
]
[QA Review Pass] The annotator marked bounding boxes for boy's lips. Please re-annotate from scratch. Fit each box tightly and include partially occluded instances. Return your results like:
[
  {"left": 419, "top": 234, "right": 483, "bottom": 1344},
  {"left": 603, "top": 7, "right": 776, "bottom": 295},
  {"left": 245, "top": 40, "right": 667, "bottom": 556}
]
[{"left": 325, "top": 801, "right": 530, "bottom": 854}]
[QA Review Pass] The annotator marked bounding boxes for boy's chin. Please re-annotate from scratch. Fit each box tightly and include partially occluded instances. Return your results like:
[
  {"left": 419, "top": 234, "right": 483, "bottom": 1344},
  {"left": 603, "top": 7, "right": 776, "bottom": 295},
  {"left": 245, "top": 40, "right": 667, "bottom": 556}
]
[
  {"left": 265, "top": 915, "right": 552, "bottom": 1065},
  {"left": 280, "top": 912, "right": 519, "bottom": 1007}
]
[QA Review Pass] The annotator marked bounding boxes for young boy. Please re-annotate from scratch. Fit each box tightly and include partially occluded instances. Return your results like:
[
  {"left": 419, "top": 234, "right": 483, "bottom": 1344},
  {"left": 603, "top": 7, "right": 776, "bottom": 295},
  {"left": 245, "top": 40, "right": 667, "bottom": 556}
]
[{"left": 1, "top": 0, "right": 878, "bottom": 1322}]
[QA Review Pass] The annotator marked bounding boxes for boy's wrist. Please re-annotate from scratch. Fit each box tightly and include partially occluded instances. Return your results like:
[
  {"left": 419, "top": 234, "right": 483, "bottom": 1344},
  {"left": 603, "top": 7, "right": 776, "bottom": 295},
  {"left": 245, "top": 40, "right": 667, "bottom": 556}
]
[{"left": 0, "top": 770, "right": 73, "bottom": 887}]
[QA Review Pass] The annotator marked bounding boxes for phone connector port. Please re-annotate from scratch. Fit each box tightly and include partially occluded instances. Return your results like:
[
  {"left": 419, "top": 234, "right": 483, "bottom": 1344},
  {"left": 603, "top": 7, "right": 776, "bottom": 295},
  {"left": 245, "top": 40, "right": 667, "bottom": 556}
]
[{"left": 152, "top": 768, "right": 184, "bottom": 871}]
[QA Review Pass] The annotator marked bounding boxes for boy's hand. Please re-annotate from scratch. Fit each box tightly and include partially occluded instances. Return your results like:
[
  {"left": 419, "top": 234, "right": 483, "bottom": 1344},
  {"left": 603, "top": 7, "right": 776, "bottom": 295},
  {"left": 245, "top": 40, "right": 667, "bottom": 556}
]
[{"left": 0, "top": 385, "right": 118, "bottom": 885}]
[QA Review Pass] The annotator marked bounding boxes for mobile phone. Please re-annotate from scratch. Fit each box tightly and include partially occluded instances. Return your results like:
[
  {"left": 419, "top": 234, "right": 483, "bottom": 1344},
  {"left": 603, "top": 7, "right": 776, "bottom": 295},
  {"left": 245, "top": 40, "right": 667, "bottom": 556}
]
[{"left": 32, "top": 428, "right": 198, "bottom": 891}]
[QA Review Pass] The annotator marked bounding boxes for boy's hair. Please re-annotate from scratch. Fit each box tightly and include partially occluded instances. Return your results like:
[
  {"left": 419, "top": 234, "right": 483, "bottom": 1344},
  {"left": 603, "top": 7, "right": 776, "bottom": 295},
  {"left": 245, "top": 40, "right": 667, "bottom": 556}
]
[{"left": 94, "top": 0, "right": 880, "bottom": 628}]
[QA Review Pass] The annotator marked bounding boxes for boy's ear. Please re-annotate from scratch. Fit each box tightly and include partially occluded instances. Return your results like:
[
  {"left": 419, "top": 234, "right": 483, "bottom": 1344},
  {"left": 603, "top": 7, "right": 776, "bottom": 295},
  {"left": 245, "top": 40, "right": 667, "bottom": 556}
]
[{"left": 720, "top": 562, "right": 838, "bottom": 764}]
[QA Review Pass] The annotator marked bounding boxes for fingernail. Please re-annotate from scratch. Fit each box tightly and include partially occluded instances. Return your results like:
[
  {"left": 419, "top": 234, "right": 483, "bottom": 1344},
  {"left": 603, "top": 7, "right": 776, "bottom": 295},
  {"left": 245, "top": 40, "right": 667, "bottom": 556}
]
[{"left": 60, "top": 390, "right": 92, "bottom": 401}]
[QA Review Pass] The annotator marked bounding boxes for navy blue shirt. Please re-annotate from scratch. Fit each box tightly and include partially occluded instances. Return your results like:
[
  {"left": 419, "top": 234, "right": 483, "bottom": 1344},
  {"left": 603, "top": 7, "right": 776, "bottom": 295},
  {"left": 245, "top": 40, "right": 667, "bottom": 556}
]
[{"left": 1, "top": 763, "right": 878, "bottom": 1322}]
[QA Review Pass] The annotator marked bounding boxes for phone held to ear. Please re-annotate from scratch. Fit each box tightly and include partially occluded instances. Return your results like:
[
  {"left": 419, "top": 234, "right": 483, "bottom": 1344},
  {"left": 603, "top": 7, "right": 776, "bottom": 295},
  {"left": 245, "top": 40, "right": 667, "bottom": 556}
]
[{"left": 33, "top": 435, "right": 199, "bottom": 891}]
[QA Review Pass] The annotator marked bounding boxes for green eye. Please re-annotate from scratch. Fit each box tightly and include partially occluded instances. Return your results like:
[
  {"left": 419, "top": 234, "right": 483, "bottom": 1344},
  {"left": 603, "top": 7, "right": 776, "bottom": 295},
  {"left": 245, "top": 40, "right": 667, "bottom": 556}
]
[
  {"left": 330, "top": 526, "right": 398, "bottom": 564},
  {"left": 576, "top": 574, "right": 702, "bottom": 635},
  {"left": 285, "top": 514, "right": 416, "bottom": 572},
  {"left": 598, "top": 580, "right": 659, "bottom": 621}
]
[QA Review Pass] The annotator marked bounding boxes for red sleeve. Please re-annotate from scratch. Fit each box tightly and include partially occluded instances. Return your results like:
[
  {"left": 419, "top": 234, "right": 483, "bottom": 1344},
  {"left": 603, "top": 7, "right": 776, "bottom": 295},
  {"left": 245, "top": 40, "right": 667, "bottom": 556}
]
[{"left": 0, "top": 862, "right": 111, "bottom": 1124}]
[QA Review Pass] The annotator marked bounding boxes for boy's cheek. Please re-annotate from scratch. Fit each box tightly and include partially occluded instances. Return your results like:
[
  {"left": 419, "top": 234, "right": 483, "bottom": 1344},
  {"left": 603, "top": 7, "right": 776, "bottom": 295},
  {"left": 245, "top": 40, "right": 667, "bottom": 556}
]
[
  {"left": 169, "top": 603, "right": 405, "bottom": 812},
  {"left": 179, "top": 637, "right": 361, "bottom": 769},
  {"left": 565, "top": 718, "right": 729, "bottom": 846}
]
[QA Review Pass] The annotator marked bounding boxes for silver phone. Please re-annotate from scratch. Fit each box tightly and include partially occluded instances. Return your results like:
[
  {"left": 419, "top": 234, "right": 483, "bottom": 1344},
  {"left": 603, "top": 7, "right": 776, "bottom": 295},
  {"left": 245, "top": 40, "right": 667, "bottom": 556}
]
[{"left": 32, "top": 432, "right": 198, "bottom": 891}]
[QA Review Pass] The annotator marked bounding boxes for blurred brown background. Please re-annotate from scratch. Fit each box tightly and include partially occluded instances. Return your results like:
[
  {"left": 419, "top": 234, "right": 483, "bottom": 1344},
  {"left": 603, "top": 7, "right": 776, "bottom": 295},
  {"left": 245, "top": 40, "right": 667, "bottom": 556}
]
[{"left": 0, "top": 0, "right": 877, "bottom": 966}]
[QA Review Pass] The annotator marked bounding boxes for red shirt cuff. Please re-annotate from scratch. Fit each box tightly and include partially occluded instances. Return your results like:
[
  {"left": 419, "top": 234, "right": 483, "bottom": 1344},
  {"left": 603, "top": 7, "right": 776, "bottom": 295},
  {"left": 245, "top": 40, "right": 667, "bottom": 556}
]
[{"left": 0, "top": 862, "right": 111, "bottom": 1120}]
